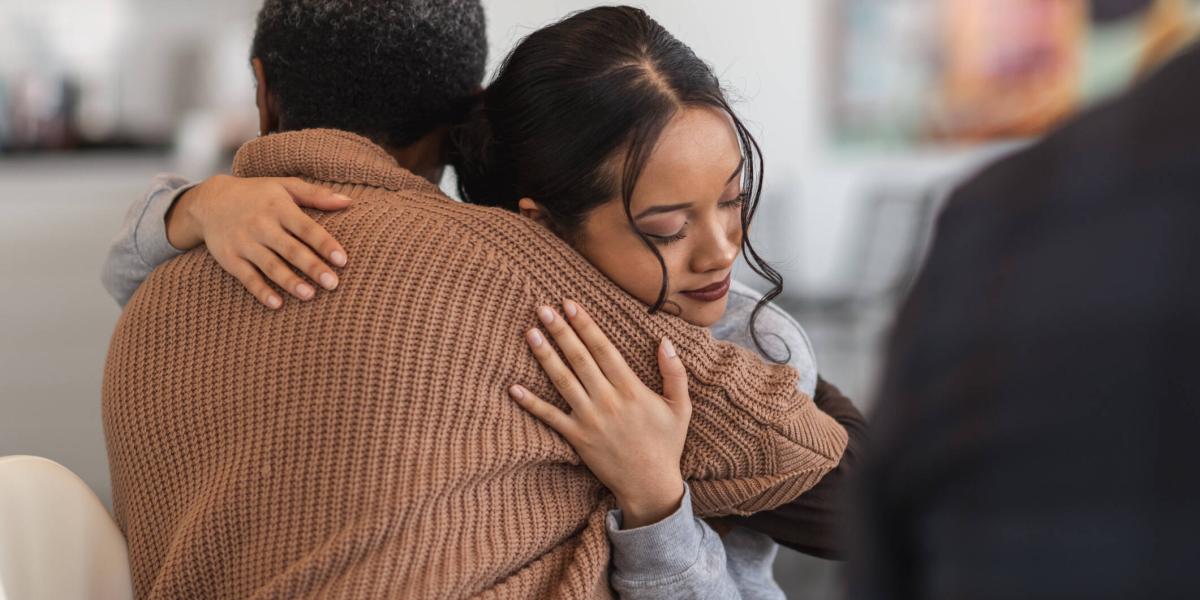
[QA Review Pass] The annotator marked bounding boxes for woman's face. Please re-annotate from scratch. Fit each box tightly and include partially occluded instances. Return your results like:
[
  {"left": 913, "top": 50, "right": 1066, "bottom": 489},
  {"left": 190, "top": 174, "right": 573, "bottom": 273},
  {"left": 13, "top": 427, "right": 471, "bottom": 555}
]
[{"left": 575, "top": 106, "right": 746, "bottom": 327}]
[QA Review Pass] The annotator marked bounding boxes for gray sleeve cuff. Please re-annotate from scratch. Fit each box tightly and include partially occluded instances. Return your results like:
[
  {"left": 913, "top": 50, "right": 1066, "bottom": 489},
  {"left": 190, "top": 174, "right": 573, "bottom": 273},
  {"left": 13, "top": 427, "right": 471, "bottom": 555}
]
[
  {"left": 606, "top": 484, "right": 739, "bottom": 598},
  {"left": 605, "top": 483, "right": 713, "bottom": 574},
  {"left": 134, "top": 174, "right": 196, "bottom": 266}
]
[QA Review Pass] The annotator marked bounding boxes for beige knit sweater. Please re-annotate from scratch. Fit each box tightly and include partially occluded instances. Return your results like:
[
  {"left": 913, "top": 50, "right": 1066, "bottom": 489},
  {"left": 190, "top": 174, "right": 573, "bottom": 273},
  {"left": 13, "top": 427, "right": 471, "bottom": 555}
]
[{"left": 102, "top": 129, "right": 847, "bottom": 599}]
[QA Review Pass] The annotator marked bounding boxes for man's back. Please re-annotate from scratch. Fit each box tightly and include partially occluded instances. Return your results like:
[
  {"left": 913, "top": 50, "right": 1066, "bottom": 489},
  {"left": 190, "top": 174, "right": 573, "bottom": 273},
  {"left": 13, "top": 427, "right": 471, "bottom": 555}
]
[
  {"left": 852, "top": 45, "right": 1200, "bottom": 600},
  {"left": 105, "top": 129, "right": 847, "bottom": 598}
]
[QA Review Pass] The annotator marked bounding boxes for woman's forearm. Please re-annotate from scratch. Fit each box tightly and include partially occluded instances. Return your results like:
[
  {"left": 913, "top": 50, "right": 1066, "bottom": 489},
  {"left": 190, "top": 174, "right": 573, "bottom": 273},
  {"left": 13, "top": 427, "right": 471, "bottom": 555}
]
[
  {"left": 101, "top": 174, "right": 195, "bottom": 306},
  {"left": 607, "top": 484, "right": 743, "bottom": 599}
]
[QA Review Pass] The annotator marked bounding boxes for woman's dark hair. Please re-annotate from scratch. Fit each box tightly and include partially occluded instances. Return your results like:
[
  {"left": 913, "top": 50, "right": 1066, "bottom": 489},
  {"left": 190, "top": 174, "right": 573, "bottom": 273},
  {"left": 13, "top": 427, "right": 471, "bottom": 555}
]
[{"left": 450, "top": 5, "right": 788, "bottom": 363}]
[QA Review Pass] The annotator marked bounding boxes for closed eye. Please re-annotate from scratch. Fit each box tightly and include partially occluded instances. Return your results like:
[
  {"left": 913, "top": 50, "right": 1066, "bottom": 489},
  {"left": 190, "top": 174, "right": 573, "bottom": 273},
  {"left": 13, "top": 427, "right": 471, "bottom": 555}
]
[
  {"left": 719, "top": 193, "right": 747, "bottom": 209},
  {"left": 646, "top": 229, "right": 689, "bottom": 245}
]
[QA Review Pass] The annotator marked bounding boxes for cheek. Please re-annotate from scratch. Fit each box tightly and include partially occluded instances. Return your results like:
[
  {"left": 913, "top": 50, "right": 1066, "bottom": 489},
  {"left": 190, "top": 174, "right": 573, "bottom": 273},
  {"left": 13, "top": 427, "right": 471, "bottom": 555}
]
[
  {"left": 612, "top": 253, "right": 673, "bottom": 307},
  {"left": 575, "top": 225, "right": 676, "bottom": 308},
  {"left": 726, "top": 210, "right": 745, "bottom": 246}
]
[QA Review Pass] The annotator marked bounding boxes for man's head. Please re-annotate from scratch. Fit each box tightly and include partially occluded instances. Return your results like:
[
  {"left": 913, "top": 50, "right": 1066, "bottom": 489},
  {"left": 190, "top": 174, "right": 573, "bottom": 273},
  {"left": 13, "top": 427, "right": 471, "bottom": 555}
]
[{"left": 250, "top": 0, "right": 487, "bottom": 179}]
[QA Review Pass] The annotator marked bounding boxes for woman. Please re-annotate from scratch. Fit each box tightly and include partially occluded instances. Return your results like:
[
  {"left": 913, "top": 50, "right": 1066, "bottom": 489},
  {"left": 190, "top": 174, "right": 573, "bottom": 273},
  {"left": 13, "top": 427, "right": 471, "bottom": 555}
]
[{"left": 103, "top": 7, "right": 861, "bottom": 598}]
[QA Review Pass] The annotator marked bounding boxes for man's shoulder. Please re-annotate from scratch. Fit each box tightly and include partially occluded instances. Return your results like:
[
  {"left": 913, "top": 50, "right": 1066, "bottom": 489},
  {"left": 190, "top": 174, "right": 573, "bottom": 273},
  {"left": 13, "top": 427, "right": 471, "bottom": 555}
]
[
  {"left": 714, "top": 281, "right": 818, "bottom": 394},
  {"left": 336, "top": 188, "right": 559, "bottom": 250},
  {"left": 310, "top": 187, "right": 595, "bottom": 303}
]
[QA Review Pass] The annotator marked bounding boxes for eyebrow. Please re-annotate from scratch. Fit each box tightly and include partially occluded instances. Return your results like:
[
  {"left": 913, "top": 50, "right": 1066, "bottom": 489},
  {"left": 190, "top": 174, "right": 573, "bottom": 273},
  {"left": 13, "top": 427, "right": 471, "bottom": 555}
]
[
  {"left": 633, "top": 157, "right": 747, "bottom": 220},
  {"left": 726, "top": 156, "right": 746, "bottom": 184}
]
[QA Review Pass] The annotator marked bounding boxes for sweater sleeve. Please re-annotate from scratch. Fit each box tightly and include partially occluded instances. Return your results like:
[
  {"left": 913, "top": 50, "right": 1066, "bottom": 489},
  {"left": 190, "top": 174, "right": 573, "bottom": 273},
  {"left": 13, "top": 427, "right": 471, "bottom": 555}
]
[
  {"left": 501, "top": 220, "right": 850, "bottom": 518},
  {"left": 101, "top": 174, "right": 195, "bottom": 307},
  {"left": 606, "top": 484, "right": 742, "bottom": 600},
  {"left": 595, "top": 312, "right": 848, "bottom": 518},
  {"left": 717, "top": 377, "right": 867, "bottom": 559}
]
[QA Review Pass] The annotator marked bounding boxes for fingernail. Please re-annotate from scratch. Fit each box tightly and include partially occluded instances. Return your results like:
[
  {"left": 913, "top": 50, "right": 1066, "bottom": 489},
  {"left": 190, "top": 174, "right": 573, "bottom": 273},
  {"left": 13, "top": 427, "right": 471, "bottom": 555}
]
[
  {"left": 330, "top": 250, "right": 347, "bottom": 267},
  {"left": 509, "top": 385, "right": 525, "bottom": 400},
  {"left": 319, "top": 272, "right": 338, "bottom": 290},
  {"left": 266, "top": 295, "right": 282, "bottom": 309},
  {"left": 662, "top": 337, "right": 677, "bottom": 358},
  {"left": 563, "top": 300, "right": 578, "bottom": 318},
  {"left": 296, "top": 283, "right": 315, "bottom": 299},
  {"left": 334, "top": 194, "right": 353, "bottom": 203},
  {"left": 527, "top": 328, "right": 544, "bottom": 347},
  {"left": 537, "top": 306, "right": 555, "bottom": 325}
]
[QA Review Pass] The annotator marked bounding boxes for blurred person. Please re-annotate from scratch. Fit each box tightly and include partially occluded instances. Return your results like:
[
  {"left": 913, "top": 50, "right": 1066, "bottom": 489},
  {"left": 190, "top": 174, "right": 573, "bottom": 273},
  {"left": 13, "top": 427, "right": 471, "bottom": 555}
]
[
  {"left": 1135, "top": 0, "right": 1199, "bottom": 73},
  {"left": 935, "top": 0, "right": 1087, "bottom": 139},
  {"left": 102, "top": 2, "right": 860, "bottom": 598},
  {"left": 850, "top": 40, "right": 1200, "bottom": 599}
]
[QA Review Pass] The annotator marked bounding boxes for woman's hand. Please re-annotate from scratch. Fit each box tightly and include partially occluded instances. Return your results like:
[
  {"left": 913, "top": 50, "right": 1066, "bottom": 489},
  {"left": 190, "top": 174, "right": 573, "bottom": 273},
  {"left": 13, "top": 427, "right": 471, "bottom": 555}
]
[
  {"left": 508, "top": 299, "right": 692, "bottom": 528},
  {"left": 165, "top": 174, "right": 353, "bottom": 309}
]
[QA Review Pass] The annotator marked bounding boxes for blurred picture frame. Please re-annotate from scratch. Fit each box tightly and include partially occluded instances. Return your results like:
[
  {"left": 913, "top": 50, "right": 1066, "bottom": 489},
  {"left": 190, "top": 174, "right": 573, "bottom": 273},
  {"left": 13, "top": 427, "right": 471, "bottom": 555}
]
[{"left": 831, "top": 0, "right": 1200, "bottom": 148}]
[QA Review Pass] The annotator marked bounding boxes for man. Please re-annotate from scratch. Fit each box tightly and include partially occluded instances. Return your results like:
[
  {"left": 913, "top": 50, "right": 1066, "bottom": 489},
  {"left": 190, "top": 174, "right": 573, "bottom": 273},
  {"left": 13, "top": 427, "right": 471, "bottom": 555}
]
[
  {"left": 850, "top": 42, "right": 1200, "bottom": 599},
  {"left": 103, "top": 1, "right": 856, "bottom": 597}
]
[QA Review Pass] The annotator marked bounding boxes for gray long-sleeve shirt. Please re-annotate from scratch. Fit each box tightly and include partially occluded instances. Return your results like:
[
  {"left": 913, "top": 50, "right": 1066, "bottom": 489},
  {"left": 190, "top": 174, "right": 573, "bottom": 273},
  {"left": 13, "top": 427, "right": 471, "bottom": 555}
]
[
  {"left": 100, "top": 174, "right": 193, "bottom": 306},
  {"left": 101, "top": 177, "right": 819, "bottom": 599}
]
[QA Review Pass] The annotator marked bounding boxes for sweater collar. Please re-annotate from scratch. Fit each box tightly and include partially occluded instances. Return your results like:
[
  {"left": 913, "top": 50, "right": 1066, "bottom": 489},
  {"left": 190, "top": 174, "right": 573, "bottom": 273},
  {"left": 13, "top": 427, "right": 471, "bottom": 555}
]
[{"left": 231, "top": 128, "right": 443, "bottom": 196}]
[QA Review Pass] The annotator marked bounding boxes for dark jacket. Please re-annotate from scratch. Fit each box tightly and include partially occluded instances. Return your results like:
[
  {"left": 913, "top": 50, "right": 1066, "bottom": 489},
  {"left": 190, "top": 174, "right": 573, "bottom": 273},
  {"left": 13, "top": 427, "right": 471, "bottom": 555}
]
[{"left": 850, "top": 44, "right": 1200, "bottom": 600}]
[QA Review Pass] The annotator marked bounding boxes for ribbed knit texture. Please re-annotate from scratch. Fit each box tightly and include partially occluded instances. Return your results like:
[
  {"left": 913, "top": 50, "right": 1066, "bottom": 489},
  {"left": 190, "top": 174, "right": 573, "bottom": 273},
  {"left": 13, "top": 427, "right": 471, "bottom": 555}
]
[{"left": 102, "top": 129, "right": 848, "bottom": 599}]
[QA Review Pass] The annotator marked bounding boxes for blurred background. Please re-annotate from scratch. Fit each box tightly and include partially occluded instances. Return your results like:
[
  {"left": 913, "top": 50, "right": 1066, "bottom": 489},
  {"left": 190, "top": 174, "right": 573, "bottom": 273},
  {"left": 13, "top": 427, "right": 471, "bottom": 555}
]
[{"left": 1, "top": 0, "right": 1197, "bottom": 597}]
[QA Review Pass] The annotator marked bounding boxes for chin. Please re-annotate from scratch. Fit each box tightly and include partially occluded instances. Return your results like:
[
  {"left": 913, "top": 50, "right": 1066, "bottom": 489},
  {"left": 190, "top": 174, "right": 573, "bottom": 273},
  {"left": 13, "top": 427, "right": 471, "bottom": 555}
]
[{"left": 676, "top": 297, "right": 729, "bottom": 328}]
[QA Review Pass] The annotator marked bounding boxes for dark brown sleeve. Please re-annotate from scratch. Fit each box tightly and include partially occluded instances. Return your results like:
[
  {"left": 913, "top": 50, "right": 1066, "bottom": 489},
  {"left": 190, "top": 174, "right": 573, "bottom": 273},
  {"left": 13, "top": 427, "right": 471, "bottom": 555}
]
[{"left": 716, "top": 377, "right": 868, "bottom": 560}]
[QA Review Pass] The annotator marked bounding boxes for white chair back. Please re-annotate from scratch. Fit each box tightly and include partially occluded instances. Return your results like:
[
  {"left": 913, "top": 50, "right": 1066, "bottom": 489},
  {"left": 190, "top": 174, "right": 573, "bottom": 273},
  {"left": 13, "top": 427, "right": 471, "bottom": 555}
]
[{"left": 0, "top": 456, "right": 133, "bottom": 600}]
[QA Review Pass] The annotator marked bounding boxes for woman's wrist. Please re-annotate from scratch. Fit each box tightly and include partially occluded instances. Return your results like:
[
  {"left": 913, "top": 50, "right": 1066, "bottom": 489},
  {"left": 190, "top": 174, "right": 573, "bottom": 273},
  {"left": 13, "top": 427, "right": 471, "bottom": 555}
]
[
  {"left": 164, "top": 183, "right": 205, "bottom": 251},
  {"left": 615, "top": 477, "right": 686, "bottom": 529}
]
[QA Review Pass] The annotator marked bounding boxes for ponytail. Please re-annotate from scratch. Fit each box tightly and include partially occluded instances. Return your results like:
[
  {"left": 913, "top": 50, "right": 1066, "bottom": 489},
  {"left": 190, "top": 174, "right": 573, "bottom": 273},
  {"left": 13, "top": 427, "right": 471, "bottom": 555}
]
[{"left": 448, "top": 95, "right": 519, "bottom": 209}]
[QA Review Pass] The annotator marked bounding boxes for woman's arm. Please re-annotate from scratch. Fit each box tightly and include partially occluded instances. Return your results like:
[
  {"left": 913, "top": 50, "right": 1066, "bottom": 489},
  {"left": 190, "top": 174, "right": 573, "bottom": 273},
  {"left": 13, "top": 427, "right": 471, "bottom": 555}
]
[
  {"left": 101, "top": 174, "right": 353, "bottom": 308},
  {"left": 101, "top": 174, "right": 195, "bottom": 306}
]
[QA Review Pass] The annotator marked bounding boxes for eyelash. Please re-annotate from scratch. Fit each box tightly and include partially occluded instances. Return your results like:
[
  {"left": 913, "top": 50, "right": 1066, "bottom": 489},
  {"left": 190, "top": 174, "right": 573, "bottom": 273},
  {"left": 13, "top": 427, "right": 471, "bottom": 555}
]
[
  {"left": 646, "top": 194, "right": 747, "bottom": 246},
  {"left": 648, "top": 230, "right": 689, "bottom": 245},
  {"left": 720, "top": 193, "right": 748, "bottom": 209}
]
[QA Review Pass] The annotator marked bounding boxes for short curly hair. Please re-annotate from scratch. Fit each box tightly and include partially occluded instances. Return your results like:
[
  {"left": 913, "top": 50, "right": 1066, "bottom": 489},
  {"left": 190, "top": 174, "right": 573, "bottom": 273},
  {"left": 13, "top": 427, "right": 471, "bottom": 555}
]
[{"left": 251, "top": 0, "right": 487, "bottom": 148}]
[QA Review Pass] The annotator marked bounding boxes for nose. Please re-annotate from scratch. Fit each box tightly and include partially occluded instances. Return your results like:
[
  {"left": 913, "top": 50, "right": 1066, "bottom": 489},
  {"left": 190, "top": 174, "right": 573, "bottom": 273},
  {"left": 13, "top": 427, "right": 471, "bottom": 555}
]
[{"left": 691, "top": 215, "right": 740, "bottom": 274}]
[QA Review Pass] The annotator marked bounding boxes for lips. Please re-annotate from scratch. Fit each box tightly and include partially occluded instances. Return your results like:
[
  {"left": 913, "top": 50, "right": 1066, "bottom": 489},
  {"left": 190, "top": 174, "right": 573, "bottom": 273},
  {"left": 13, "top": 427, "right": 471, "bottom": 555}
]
[{"left": 681, "top": 273, "right": 731, "bottom": 303}]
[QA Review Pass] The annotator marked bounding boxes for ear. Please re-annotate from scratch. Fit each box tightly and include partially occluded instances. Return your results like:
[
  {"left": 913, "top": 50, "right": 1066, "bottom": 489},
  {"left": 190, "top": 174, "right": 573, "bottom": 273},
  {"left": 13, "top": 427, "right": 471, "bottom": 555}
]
[
  {"left": 251, "top": 57, "right": 279, "bottom": 135},
  {"left": 518, "top": 198, "right": 552, "bottom": 228}
]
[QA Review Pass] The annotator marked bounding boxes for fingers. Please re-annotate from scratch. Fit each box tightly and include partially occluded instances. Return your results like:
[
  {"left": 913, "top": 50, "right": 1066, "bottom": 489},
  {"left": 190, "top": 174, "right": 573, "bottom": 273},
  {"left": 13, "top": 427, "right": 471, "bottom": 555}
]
[
  {"left": 525, "top": 327, "right": 594, "bottom": 414},
  {"left": 224, "top": 257, "right": 283, "bottom": 310},
  {"left": 280, "top": 204, "right": 348, "bottom": 268},
  {"left": 269, "top": 228, "right": 339, "bottom": 291},
  {"left": 245, "top": 246, "right": 315, "bottom": 301},
  {"left": 560, "top": 300, "right": 639, "bottom": 389},
  {"left": 276, "top": 178, "right": 354, "bottom": 212},
  {"left": 657, "top": 337, "right": 691, "bottom": 416},
  {"left": 508, "top": 384, "right": 579, "bottom": 442},
  {"left": 536, "top": 305, "right": 613, "bottom": 397}
]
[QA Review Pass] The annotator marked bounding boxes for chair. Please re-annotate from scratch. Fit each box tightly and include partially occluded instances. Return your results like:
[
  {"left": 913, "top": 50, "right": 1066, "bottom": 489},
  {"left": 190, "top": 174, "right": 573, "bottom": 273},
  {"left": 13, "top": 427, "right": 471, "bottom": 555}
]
[
  {"left": 0, "top": 456, "right": 132, "bottom": 600},
  {"left": 787, "top": 179, "right": 945, "bottom": 319},
  {"left": 773, "top": 179, "right": 948, "bottom": 407}
]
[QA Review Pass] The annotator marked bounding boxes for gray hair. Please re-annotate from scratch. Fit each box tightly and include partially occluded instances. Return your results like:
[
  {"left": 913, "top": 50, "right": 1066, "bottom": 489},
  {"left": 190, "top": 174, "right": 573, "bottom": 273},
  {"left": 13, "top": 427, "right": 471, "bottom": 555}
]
[{"left": 251, "top": 0, "right": 487, "bottom": 147}]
